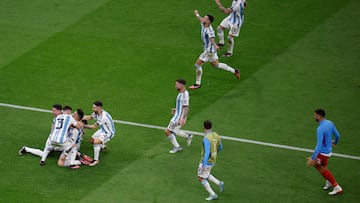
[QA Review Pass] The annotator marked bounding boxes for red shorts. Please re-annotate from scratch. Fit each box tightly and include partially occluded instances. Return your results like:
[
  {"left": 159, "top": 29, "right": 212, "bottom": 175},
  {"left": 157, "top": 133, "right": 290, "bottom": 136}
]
[{"left": 315, "top": 153, "right": 329, "bottom": 166}]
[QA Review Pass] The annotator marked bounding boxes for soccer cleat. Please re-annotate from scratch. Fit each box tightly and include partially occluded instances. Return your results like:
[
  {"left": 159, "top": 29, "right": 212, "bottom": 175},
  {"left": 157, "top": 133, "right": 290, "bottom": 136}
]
[
  {"left": 69, "top": 165, "right": 80, "bottom": 169},
  {"left": 169, "top": 146, "right": 182, "bottom": 154},
  {"left": 187, "top": 134, "right": 193, "bottom": 147},
  {"left": 222, "top": 52, "right": 233, "bottom": 58},
  {"left": 89, "top": 160, "right": 99, "bottom": 167},
  {"left": 234, "top": 69, "right": 240, "bottom": 79},
  {"left": 323, "top": 180, "right": 332, "bottom": 190},
  {"left": 39, "top": 161, "right": 45, "bottom": 166},
  {"left": 217, "top": 43, "right": 225, "bottom": 47},
  {"left": 79, "top": 158, "right": 91, "bottom": 165},
  {"left": 18, "top": 146, "right": 26, "bottom": 156},
  {"left": 205, "top": 194, "right": 218, "bottom": 201},
  {"left": 328, "top": 185, "right": 343, "bottom": 195},
  {"left": 189, "top": 84, "right": 201, "bottom": 90},
  {"left": 219, "top": 181, "right": 225, "bottom": 193}
]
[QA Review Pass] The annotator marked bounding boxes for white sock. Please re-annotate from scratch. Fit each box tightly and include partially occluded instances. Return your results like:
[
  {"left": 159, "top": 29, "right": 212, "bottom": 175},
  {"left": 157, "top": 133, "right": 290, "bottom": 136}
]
[
  {"left": 174, "top": 129, "right": 188, "bottom": 138},
  {"left": 25, "top": 147, "right": 43, "bottom": 157},
  {"left": 168, "top": 134, "right": 180, "bottom": 148},
  {"left": 195, "top": 64, "right": 203, "bottom": 85},
  {"left": 69, "top": 148, "right": 78, "bottom": 165},
  {"left": 72, "top": 160, "right": 81, "bottom": 165},
  {"left": 208, "top": 175, "right": 220, "bottom": 186},
  {"left": 217, "top": 63, "right": 235, "bottom": 73},
  {"left": 41, "top": 149, "right": 50, "bottom": 162},
  {"left": 201, "top": 180, "right": 216, "bottom": 196},
  {"left": 227, "top": 36, "right": 234, "bottom": 54},
  {"left": 93, "top": 144, "right": 101, "bottom": 161},
  {"left": 217, "top": 27, "right": 224, "bottom": 44}
]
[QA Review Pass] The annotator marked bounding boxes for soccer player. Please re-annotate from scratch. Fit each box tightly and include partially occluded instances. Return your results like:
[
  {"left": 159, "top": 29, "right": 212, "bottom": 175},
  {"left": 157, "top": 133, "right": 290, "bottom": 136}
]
[
  {"left": 215, "top": 0, "right": 247, "bottom": 57},
  {"left": 40, "top": 106, "right": 83, "bottom": 166},
  {"left": 165, "top": 79, "right": 193, "bottom": 153},
  {"left": 306, "top": 109, "right": 343, "bottom": 195},
  {"left": 83, "top": 101, "right": 115, "bottom": 166},
  {"left": 18, "top": 104, "right": 66, "bottom": 158},
  {"left": 189, "top": 10, "right": 240, "bottom": 90},
  {"left": 198, "top": 120, "right": 224, "bottom": 201}
]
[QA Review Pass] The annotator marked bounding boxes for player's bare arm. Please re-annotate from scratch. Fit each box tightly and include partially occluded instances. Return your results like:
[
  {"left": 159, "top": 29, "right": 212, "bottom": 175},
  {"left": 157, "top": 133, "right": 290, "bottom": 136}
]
[
  {"left": 215, "top": 0, "right": 233, "bottom": 14},
  {"left": 179, "top": 106, "right": 189, "bottom": 125},
  {"left": 82, "top": 115, "right": 93, "bottom": 121},
  {"left": 84, "top": 123, "right": 99, "bottom": 129},
  {"left": 194, "top": 9, "right": 203, "bottom": 22}
]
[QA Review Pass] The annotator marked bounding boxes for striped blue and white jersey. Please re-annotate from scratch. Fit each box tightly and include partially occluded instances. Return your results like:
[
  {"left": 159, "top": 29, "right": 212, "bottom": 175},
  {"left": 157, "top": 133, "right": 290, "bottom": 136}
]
[
  {"left": 91, "top": 110, "right": 115, "bottom": 138},
  {"left": 171, "top": 90, "right": 190, "bottom": 123},
  {"left": 201, "top": 23, "right": 216, "bottom": 53},
  {"left": 227, "top": 0, "right": 246, "bottom": 27},
  {"left": 49, "top": 114, "right": 77, "bottom": 144},
  {"left": 68, "top": 127, "right": 84, "bottom": 144}
]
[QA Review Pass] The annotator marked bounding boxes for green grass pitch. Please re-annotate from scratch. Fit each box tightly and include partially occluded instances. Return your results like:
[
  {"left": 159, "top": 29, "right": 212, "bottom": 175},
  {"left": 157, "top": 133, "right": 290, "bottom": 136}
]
[{"left": 1, "top": 0, "right": 360, "bottom": 202}]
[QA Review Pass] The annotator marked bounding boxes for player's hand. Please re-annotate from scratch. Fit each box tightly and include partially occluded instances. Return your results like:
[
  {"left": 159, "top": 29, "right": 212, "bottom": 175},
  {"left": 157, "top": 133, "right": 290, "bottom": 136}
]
[
  {"left": 194, "top": 9, "right": 199, "bottom": 16},
  {"left": 179, "top": 118, "right": 186, "bottom": 125},
  {"left": 332, "top": 143, "right": 336, "bottom": 147},
  {"left": 171, "top": 108, "right": 176, "bottom": 115},
  {"left": 215, "top": 44, "right": 219, "bottom": 50},
  {"left": 306, "top": 157, "right": 315, "bottom": 167}
]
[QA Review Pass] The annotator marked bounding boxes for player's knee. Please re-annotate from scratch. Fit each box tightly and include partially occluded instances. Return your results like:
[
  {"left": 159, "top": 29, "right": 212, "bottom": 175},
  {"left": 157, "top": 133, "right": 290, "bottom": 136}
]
[
  {"left": 194, "top": 63, "right": 202, "bottom": 70},
  {"left": 89, "top": 137, "right": 94, "bottom": 144},
  {"left": 93, "top": 139, "right": 102, "bottom": 144},
  {"left": 217, "top": 26, "right": 223, "bottom": 32},
  {"left": 164, "top": 129, "right": 171, "bottom": 136}
]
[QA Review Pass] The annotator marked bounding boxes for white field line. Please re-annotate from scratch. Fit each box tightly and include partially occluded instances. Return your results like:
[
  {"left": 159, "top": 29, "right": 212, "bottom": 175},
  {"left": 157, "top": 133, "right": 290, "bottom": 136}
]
[{"left": 1, "top": 102, "right": 359, "bottom": 161}]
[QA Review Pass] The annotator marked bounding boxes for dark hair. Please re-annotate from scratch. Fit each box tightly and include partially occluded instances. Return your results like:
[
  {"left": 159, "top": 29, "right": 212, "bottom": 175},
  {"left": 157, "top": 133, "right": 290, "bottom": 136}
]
[
  {"left": 176, "top": 78, "right": 186, "bottom": 85},
  {"left": 52, "top": 104, "right": 62, "bottom": 111},
  {"left": 315, "top": 109, "right": 326, "bottom": 117},
  {"left": 77, "top": 108, "right": 84, "bottom": 120},
  {"left": 206, "top": 14, "right": 214, "bottom": 23},
  {"left": 204, "top": 120, "right": 212, "bottom": 130},
  {"left": 93, "top": 101, "right": 103, "bottom": 107},
  {"left": 63, "top": 105, "right": 72, "bottom": 111},
  {"left": 81, "top": 120, "right": 88, "bottom": 125}
]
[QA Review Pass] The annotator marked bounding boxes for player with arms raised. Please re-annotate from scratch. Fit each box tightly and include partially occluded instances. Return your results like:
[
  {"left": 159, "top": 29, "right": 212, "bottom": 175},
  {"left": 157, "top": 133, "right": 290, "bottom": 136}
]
[
  {"left": 165, "top": 79, "right": 193, "bottom": 153},
  {"left": 306, "top": 109, "right": 343, "bottom": 195},
  {"left": 189, "top": 10, "right": 240, "bottom": 90},
  {"left": 197, "top": 120, "right": 224, "bottom": 201},
  {"left": 215, "top": 0, "right": 247, "bottom": 57}
]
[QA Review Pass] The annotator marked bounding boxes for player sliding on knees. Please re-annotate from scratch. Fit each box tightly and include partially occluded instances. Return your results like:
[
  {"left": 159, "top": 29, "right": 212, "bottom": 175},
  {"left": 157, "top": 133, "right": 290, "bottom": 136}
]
[
  {"left": 215, "top": 0, "right": 247, "bottom": 57},
  {"left": 164, "top": 79, "right": 193, "bottom": 154},
  {"left": 83, "top": 101, "right": 115, "bottom": 166},
  {"left": 189, "top": 10, "right": 240, "bottom": 90}
]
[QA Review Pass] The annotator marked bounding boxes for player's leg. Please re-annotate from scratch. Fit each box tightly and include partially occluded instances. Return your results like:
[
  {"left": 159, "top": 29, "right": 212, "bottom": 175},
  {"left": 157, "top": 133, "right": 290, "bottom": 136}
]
[
  {"left": 40, "top": 141, "right": 54, "bottom": 166},
  {"left": 173, "top": 126, "right": 193, "bottom": 147},
  {"left": 18, "top": 146, "right": 43, "bottom": 157},
  {"left": 211, "top": 57, "right": 240, "bottom": 79},
  {"left": 314, "top": 154, "right": 342, "bottom": 195},
  {"left": 190, "top": 56, "right": 205, "bottom": 90},
  {"left": 208, "top": 174, "right": 225, "bottom": 193},
  {"left": 165, "top": 121, "right": 182, "bottom": 153},
  {"left": 217, "top": 19, "right": 230, "bottom": 46},
  {"left": 198, "top": 163, "right": 217, "bottom": 201},
  {"left": 223, "top": 25, "right": 240, "bottom": 57}
]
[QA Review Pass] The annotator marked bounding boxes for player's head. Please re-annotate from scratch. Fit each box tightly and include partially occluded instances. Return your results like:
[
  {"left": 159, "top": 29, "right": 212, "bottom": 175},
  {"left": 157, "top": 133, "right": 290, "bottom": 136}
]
[
  {"left": 175, "top": 78, "right": 186, "bottom": 92},
  {"left": 204, "top": 120, "right": 212, "bottom": 130},
  {"left": 203, "top": 14, "right": 214, "bottom": 25},
  {"left": 92, "top": 101, "right": 103, "bottom": 114},
  {"left": 63, "top": 105, "right": 72, "bottom": 115},
  {"left": 73, "top": 108, "right": 84, "bottom": 121},
  {"left": 314, "top": 109, "right": 326, "bottom": 122},
  {"left": 52, "top": 104, "right": 62, "bottom": 116}
]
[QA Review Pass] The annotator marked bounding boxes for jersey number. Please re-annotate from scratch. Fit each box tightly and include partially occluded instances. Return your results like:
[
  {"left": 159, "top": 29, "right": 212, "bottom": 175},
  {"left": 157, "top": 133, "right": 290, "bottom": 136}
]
[{"left": 55, "top": 118, "right": 64, "bottom": 129}]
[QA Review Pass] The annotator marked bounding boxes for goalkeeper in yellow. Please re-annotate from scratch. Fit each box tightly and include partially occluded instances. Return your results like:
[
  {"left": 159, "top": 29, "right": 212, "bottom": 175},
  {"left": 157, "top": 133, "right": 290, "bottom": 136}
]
[{"left": 197, "top": 120, "right": 224, "bottom": 201}]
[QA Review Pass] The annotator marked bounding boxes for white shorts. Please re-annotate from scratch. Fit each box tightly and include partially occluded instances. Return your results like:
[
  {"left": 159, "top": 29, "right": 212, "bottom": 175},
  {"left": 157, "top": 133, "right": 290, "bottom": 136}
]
[
  {"left": 44, "top": 138, "right": 63, "bottom": 152},
  {"left": 199, "top": 51, "right": 219, "bottom": 63},
  {"left": 220, "top": 18, "right": 241, "bottom": 37},
  {"left": 197, "top": 162, "right": 213, "bottom": 179},
  {"left": 50, "top": 140, "right": 72, "bottom": 152},
  {"left": 167, "top": 120, "right": 182, "bottom": 132},
  {"left": 92, "top": 130, "right": 112, "bottom": 144}
]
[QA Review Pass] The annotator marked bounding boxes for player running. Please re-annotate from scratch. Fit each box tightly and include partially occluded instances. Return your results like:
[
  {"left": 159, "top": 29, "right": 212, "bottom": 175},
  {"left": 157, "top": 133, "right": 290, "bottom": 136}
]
[
  {"left": 215, "top": 0, "right": 247, "bottom": 57},
  {"left": 165, "top": 79, "right": 193, "bottom": 153},
  {"left": 18, "top": 105, "right": 73, "bottom": 158},
  {"left": 83, "top": 101, "right": 115, "bottom": 166},
  {"left": 197, "top": 120, "right": 224, "bottom": 201},
  {"left": 306, "top": 109, "right": 343, "bottom": 195},
  {"left": 189, "top": 10, "right": 240, "bottom": 90}
]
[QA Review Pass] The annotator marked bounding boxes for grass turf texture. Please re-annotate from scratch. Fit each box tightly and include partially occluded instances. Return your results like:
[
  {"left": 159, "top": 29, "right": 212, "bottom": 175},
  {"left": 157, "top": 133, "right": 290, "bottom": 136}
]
[{"left": 1, "top": 0, "right": 360, "bottom": 202}]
